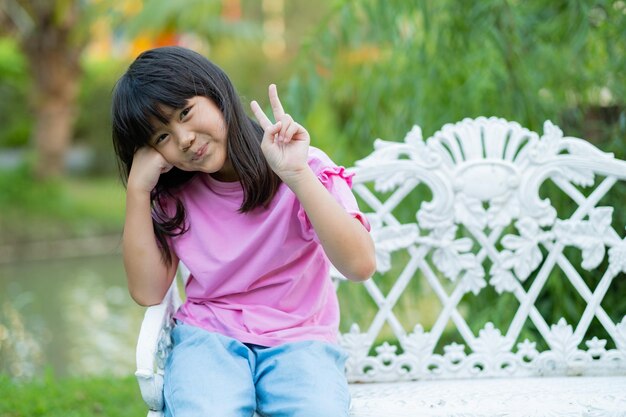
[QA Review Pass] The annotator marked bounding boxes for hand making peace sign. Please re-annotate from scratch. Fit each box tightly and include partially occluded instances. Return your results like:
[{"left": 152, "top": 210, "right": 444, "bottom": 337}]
[{"left": 250, "top": 84, "right": 310, "bottom": 183}]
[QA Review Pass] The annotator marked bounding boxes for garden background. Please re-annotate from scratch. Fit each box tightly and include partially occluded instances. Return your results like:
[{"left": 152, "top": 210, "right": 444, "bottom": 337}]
[{"left": 0, "top": 1, "right": 625, "bottom": 416}]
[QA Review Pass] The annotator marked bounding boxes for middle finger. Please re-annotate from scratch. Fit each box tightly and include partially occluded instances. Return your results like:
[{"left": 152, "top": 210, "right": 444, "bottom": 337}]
[{"left": 269, "top": 84, "right": 285, "bottom": 120}]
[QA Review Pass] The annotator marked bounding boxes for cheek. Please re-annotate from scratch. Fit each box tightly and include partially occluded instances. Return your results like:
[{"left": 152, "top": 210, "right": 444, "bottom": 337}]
[
  {"left": 154, "top": 146, "right": 183, "bottom": 168},
  {"left": 155, "top": 150, "right": 173, "bottom": 164}
]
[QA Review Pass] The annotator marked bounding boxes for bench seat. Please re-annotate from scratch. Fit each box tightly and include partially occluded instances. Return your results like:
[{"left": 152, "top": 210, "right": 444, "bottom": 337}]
[{"left": 349, "top": 376, "right": 626, "bottom": 416}]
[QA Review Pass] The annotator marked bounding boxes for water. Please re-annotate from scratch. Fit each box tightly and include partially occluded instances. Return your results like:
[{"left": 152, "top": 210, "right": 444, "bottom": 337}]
[{"left": 0, "top": 254, "right": 145, "bottom": 379}]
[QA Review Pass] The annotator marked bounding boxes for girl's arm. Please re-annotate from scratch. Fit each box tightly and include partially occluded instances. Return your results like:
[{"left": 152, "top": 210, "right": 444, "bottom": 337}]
[
  {"left": 123, "top": 147, "right": 179, "bottom": 306},
  {"left": 286, "top": 168, "right": 376, "bottom": 281},
  {"left": 251, "top": 85, "right": 376, "bottom": 281}
]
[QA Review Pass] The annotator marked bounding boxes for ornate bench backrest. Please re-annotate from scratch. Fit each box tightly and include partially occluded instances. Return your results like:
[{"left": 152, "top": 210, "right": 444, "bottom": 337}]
[{"left": 338, "top": 117, "right": 626, "bottom": 383}]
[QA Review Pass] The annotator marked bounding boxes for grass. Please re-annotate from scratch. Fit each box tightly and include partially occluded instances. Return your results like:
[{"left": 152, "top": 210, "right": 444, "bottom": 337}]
[
  {"left": 0, "top": 168, "right": 126, "bottom": 244},
  {"left": 0, "top": 373, "right": 147, "bottom": 417}
]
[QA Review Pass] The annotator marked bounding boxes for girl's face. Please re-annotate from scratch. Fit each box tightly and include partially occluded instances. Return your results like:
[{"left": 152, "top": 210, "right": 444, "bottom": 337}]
[{"left": 149, "top": 96, "right": 237, "bottom": 181}]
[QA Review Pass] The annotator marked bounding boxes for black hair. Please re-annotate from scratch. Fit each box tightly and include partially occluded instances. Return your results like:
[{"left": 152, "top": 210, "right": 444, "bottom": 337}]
[{"left": 111, "top": 46, "right": 281, "bottom": 264}]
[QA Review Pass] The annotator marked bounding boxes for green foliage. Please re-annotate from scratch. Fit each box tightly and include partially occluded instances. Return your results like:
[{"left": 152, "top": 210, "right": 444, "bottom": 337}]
[
  {"left": 123, "top": 0, "right": 257, "bottom": 41},
  {"left": 0, "top": 165, "right": 63, "bottom": 213},
  {"left": 74, "top": 57, "right": 128, "bottom": 175},
  {"left": 0, "top": 168, "right": 125, "bottom": 243},
  {"left": 0, "top": 38, "right": 30, "bottom": 148},
  {"left": 0, "top": 373, "right": 146, "bottom": 417},
  {"left": 0, "top": 37, "right": 126, "bottom": 174},
  {"left": 298, "top": 0, "right": 626, "bottom": 349},
  {"left": 285, "top": 0, "right": 626, "bottom": 164},
  {"left": 0, "top": 38, "right": 27, "bottom": 79}
]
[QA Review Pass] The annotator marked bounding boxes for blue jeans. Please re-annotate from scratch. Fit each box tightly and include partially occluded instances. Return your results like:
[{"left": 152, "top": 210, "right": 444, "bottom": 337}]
[{"left": 163, "top": 322, "right": 350, "bottom": 417}]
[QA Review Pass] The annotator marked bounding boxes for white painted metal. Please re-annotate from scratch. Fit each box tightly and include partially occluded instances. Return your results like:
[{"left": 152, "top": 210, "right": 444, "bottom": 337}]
[
  {"left": 340, "top": 118, "right": 626, "bottom": 384},
  {"left": 136, "top": 118, "right": 626, "bottom": 416},
  {"left": 349, "top": 376, "right": 626, "bottom": 416}
]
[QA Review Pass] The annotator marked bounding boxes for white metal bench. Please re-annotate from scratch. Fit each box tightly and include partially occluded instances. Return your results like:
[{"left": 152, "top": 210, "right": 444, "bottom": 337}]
[{"left": 136, "top": 117, "right": 626, "bottom": 416}]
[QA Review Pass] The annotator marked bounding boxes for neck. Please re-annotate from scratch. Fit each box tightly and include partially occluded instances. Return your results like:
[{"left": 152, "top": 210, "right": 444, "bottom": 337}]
[{"left": 210, "top": 161, "right": 239, "bottom": 182}]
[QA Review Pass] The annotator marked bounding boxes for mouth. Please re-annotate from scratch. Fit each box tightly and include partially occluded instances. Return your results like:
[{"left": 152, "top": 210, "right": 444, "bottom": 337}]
[{"left": 191, "top": 144, "right": 208, "bottom": 161}]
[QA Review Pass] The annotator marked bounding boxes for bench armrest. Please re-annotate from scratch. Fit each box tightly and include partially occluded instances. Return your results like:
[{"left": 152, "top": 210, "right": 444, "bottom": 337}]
[{"left": 135, "top": 278, "right": 182, "bottom": 411}]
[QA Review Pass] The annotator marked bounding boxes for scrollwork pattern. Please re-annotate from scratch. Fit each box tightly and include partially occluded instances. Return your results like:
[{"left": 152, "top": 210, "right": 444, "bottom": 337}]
[{"left": 343, "top": 117, "right": 626, "bottom": 384}]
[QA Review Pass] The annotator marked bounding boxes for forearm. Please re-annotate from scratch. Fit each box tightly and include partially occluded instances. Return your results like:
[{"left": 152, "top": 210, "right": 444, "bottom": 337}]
[
  {"left": 250, "top": 84, "right": 375, "bottom": 279},
  {"left": 123, "top": 188, "right": 177, "bottom": 305},
  {"left": 287, "top": 168, "right": 376, "bottom": 281}
]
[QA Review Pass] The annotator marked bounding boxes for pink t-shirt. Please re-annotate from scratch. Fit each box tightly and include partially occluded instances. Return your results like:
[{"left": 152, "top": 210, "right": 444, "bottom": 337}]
[{"left": 169, "top": 147, "right": 369, "bottom": 347}]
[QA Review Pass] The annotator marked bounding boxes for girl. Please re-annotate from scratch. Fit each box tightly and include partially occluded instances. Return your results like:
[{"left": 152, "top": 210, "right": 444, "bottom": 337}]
[{"left": 112, "top": 46, "right": 375, "bottom": 417}]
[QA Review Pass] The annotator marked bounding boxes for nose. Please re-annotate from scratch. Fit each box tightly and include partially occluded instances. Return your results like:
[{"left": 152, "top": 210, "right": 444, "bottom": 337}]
[{"left": 178, "top": 129, "right": 195, "bottom": 152}]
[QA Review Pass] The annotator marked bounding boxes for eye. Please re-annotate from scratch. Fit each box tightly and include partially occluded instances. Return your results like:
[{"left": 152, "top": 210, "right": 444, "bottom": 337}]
[
  {"left": 180, "top": 106, "right": 192, "bottom": 120},
  {"left": 154, "top": 133, "right": 169, "bottom": 145}
]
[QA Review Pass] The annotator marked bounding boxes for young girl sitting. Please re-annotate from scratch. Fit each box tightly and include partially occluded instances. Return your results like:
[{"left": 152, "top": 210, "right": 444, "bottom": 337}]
[{"left": 111, "top": 46, "right": 375, "bottom": 417}]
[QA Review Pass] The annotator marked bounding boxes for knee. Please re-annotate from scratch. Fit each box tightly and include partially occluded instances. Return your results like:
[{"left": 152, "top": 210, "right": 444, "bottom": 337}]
[{"left": 288, "top": 394, "right": 350, "bottom": 417}]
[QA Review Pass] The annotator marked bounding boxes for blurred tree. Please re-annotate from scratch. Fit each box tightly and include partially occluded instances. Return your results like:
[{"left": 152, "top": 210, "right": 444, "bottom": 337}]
[
  {"left": 0, "top": 0, "right": 253, "bottom": 179},
  {"left": 285, "top": 0, "right": 626, "bottom": 163},
  {"left": 119, "top": 0, "right": 333, "bottom": 117},
  {"left": 0, "top": 0, "right": 102, "bottom": 178},
  {"left": 283, "top": 0, "right": 626, "bottom": 348},
  {"left": 122, "top": 0, "right": 250, "bottom": 42}
]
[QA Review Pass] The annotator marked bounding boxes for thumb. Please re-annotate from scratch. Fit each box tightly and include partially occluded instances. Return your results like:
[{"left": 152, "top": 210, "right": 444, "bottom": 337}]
[{"left": 263, "top": 121, "right": 282, "bottom": 144}]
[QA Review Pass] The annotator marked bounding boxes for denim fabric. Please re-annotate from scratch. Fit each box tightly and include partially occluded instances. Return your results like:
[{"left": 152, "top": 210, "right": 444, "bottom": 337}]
[{"left": 163, "top": 322, "right": 350, "bottom": 417}]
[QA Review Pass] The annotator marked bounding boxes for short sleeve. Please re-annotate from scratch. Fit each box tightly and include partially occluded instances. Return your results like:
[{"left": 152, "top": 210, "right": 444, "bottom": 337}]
[{"left": 297, "top": 148, "right": 371, "bottom": 240}]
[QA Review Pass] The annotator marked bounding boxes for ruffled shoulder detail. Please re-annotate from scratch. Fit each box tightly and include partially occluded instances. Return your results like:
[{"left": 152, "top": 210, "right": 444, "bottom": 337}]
[
  {"left": 297, "top": 150, "right": 370, "bottom": 240},
  {"left": 317, "top": 165, "right": 355, "bottom": 189}
]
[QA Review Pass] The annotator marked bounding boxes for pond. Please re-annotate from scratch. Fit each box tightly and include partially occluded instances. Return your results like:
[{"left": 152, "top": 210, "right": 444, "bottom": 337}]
[{"left": 0, "top": 254, "right": 145, "bottom": 379}]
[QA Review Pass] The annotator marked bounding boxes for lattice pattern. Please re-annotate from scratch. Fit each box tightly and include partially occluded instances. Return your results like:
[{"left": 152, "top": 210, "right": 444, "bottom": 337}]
[{"left": 338, "top": 117, "right": 626, "bottom": 382}]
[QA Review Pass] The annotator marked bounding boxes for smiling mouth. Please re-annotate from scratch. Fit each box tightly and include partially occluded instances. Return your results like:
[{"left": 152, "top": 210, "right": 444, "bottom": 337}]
[{"left": 192, "top": 144, "right": 207, "bottom": 161}]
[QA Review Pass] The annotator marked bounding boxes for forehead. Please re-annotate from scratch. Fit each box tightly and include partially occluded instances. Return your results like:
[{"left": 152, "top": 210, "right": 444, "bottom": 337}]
[{"left": 149, "top": 102, "right": 182, "bottom": 128}]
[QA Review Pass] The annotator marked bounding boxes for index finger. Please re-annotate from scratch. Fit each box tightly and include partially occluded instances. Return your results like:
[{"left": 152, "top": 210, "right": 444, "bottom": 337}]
[
  {"left": 268, "top": 84, "right": 285, "bottom": 120},
  {"left": 250, "top": 100, "right": 273, "bottom": 129}
]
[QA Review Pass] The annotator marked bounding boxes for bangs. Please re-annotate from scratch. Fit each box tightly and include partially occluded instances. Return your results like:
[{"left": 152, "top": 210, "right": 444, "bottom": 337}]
[{"left": 112, "top": 78, "right": 189, "bottom": 151}]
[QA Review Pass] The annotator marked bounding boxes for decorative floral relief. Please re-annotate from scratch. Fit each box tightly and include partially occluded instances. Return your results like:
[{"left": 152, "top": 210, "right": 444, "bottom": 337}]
[
  {"left": 558, "top": 165, "right": 596, "bottom": 188},
  {"left": 545, "top": 318, "right": 580, "bottom": 360},
  {"left": 527, "top": 121, "right": 565, "bottom": 164},
  {"left": 460, "top": 266, "right": 487, "bottom": 295},
  {"left": 453, "top": 187, "right": 523, "bottom": 233},
  {"left": 516, "top": 339, "right": 539, "bottom": 362},
  {"left": 526, "top": 121, "right": 598, "bottom": 169},
  {"left": 340, "top": 323, "right": 373, "bottom": 360},
  {"left": 554, "top": 207, "right": 616, "bottom": 270},
  {"left": 370, "top": 221, "right": 420, "bottom": 273},
  {"left": 474, "top": 323, "right": 514, "bottom": 357},
  {"left": 486, "top": 190, "right": 521, "bottom": 228},
  {"left": 400, "top": 324, "right": 434, "bottom": 361},
  {"left": 540, "top": 120, "right": 616, "bottom": 187},
  {"left": 341, "top": 305, "right": 626, "bottom": 383},
  {"left": 416, "top": 224, "right": 488, "bottom": 295},
  {"left": 443, "top": 342, "right": 467, "bottom": 364},
  {"left": 339, "top": 118, "right": 626, "bottom": 383},
  {"left": 586, "top": 337, "right": 607, "bottom": 359},
  {"left": 430, "top": 226, "right": 475, "bottom": 279},
  {"left": 356, "top": 125, "right": 443, "bottom": 194},
  {"left": 454, "top": 194, "right": 488, "bottom": 229},
  {"left": 404, "top": 125, "right": 448, "bottom": 169},
  {"left": 608, "top": 238, "right": 626, "bottom": 275},
  {"left": 489, "top": 264, "right": 518, "bottom": 294},
  {"left": 499, "top": 217, "right": 551, "bottom": 281},
  {"left": 372, "top": 169, "right": 419, "bottom": 194}
]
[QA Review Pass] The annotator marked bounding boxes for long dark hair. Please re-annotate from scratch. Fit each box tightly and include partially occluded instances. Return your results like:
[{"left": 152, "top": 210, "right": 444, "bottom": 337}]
[{"left": 111, "top": 46, "right": 281, "bottom": 264}]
